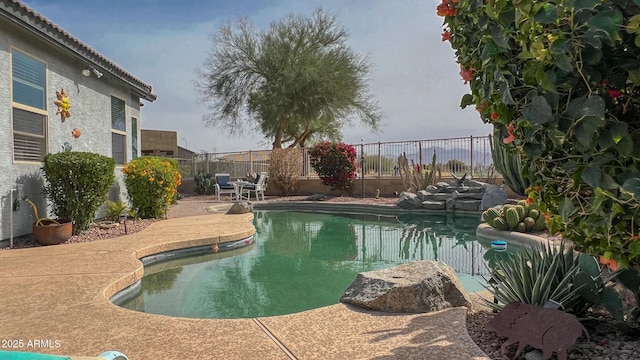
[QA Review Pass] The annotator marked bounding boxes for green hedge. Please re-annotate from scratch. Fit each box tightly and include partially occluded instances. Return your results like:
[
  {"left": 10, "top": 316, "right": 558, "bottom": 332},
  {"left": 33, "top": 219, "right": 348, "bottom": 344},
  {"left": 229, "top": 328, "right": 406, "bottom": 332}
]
[{"left": 42, "top": 152, "right": 115, "bottom": 235}]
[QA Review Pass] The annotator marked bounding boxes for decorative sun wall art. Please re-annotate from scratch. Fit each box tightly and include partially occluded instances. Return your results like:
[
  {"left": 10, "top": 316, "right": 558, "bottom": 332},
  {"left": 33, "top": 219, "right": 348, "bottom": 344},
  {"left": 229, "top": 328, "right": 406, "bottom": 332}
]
[{"left": 54, "top": 88, "right": 71, "bottom": 122}]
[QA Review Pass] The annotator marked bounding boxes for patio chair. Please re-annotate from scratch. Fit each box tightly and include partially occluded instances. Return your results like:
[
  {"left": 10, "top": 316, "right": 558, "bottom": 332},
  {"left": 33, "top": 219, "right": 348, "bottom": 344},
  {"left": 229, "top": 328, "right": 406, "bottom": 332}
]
[
  {"left": 214, "top": 173, "right": 237, "bottom": 201},
  {"left": 241, "top": 172, "right": 268, "bottom": 201}
]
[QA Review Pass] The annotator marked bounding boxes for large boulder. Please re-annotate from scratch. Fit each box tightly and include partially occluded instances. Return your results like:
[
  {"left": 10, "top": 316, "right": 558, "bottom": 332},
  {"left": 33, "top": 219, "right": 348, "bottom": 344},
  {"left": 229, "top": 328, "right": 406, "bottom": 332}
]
[
  {"left": 397, "top": 191, "right": 421, "bottom": 209},
  {"left": 464, "top": 179, "right": 486, "bottom": 188},
  {"left": 416, "top": 190, "right": 430, "bottom": 202},
  {"left": 455, "top": 200, "right": 482, "bottom": 211},
  {"left": 226, "top": 201, "right": 253, "bottom": 214},
  {"left": 480, "top": 184, "right": 508, "bottom": 210},
  {"left": 340, "top": 260, "right": 472, "bottom": 313}
]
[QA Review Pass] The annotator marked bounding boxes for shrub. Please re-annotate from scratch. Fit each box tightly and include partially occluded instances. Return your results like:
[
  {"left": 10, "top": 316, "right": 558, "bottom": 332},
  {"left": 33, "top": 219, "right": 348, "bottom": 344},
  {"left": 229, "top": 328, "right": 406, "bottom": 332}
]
[
  {"left": 122, "top": 157, "right": 182, "bottom": 218},
  {"left": 193, "top": 171, "right": 216, "bottom": 195},
  {"left": 309, "top": 142, "right": 357, "bottom": 192},
  {"left": 439, "top": 0, "right": 640, "bottom": 273},
  {"left": 42, "top": 152, "right": 115, "bottom": 235},
  {"left": 269, "top": 148, "right": 303, "bottom": 196}
]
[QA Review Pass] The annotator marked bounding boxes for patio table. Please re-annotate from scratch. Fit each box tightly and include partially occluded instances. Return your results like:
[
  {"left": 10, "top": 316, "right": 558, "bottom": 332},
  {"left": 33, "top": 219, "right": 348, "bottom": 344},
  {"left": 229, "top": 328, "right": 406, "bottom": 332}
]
[{"left": 230, "top": 180, "right": 250, "bottom": 200}]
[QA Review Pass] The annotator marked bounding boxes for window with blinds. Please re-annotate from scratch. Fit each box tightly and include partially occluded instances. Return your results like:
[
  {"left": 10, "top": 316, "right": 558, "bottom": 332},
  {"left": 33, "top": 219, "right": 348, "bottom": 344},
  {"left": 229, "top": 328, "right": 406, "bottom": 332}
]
[
  {"left": 13, "top": 109, "right": 47, "bottom": 162},
  {"left": 11, "top": 49, "right": 47, "bottom": 162},
  {"left": 111, "top": 96, "right": 126, "bottom": 131},
  {"left": 12, "top": 50, "right": 46, "bottom": 110},
  {"left": 111, "top": 96, "right": 127, "bottom": 164}
]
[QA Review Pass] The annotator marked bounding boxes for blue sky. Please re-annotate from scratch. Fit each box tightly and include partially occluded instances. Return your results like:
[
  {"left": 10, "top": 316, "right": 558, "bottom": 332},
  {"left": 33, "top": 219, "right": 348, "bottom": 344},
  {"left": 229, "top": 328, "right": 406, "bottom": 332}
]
[{"left": 22, "top": 0, "right": 492, "bottom": 153}]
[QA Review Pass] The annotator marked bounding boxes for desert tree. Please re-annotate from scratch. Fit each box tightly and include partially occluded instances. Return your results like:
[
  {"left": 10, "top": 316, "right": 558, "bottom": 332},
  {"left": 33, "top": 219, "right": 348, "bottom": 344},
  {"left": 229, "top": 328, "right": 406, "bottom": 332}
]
[{"left": 195, "top": 8, "right": 380, "bottom": 148}]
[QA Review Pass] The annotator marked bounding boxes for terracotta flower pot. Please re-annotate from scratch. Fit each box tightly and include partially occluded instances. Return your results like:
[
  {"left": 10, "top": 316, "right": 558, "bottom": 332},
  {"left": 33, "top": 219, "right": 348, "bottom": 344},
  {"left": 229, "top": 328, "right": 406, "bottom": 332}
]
[{"left": 32, "top": 220, "right": 73, "bottom": 246}]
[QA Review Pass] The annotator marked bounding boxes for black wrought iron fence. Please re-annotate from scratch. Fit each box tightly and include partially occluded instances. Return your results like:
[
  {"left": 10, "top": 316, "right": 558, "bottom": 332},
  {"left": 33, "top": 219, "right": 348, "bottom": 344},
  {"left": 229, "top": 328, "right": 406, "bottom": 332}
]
[
  {"left": 356, "top": 136, "right": 493, "bottom": 179},
  {"left": 182, "top": 135, "right": 493, "bottom": 180}
]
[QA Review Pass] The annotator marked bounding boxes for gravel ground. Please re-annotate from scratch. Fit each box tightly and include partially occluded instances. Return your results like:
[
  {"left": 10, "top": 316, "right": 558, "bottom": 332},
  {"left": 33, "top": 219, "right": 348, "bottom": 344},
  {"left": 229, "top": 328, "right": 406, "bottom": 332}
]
[
  {"left": 1, "top": 218, "right": 158, "bottom": 249},
  {"left": 467, "top": 309, "right": 640, "bottom": 360},
  {"left": 3, "top": 195, "right": 639, "bottom": 359}
]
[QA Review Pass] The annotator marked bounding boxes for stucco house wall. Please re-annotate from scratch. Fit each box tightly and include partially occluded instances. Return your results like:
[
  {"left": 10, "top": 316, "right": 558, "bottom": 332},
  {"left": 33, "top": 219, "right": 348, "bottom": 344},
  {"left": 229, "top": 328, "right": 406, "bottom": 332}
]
[{"left": 0, "top": 0, "right": 156, "bottom": 243}]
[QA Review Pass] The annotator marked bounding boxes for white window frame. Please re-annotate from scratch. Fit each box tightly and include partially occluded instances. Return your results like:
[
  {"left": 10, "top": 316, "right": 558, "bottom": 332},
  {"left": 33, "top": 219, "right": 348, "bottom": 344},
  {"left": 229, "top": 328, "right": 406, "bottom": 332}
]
[{"left": 10, "top": 48, "right": 48, "bottom": 163}]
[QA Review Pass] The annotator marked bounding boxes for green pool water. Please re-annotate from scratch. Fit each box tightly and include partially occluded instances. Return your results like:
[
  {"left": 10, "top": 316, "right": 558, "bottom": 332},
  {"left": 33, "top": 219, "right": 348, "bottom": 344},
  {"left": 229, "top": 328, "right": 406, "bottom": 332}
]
[{"left": 118, "top": 210, "right": 490, "bottom": 319}]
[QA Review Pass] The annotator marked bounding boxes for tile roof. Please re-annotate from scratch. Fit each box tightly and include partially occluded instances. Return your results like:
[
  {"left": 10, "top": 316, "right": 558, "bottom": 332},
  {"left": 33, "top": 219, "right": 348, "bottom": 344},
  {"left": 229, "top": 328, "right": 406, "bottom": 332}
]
[{"left": 1, "top": 0, "right": 157, "bottom": 101}]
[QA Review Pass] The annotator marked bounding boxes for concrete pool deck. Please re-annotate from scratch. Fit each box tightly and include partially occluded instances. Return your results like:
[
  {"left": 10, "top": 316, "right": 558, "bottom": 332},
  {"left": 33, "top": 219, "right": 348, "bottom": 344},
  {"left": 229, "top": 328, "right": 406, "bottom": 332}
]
[{"left": 0, "top": 200, "right": 490, "bottom": 360}]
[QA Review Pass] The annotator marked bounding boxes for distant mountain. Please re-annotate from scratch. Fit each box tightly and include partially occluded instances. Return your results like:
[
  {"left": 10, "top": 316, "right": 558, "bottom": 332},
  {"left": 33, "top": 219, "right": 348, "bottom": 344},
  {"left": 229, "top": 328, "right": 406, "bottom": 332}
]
[{"left": 385, "top": 146, "right": 493, "bottom": 167}]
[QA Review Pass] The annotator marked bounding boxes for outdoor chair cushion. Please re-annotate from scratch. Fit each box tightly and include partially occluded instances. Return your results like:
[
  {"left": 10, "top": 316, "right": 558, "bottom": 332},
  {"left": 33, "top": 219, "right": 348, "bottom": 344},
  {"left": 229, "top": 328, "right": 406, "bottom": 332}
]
[
  {"left": 244, "top": 173, "right": 266, "bottom": 190},
  {"left": 216, "top": 175, "right": 234, "bottom": 189}
]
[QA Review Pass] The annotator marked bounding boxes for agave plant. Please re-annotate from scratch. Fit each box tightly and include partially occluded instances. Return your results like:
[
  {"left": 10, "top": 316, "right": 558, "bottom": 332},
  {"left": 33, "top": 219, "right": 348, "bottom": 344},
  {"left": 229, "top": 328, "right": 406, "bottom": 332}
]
[{"left": 484, "top": 240, "right": 622, "bottom": 319}]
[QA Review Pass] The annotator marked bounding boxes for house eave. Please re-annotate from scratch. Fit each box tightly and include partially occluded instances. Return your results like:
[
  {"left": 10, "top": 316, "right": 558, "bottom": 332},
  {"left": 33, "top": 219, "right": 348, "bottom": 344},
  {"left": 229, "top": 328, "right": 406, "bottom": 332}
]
[{"left": 0, "top": 0, "right": 157, "bottom": 102}]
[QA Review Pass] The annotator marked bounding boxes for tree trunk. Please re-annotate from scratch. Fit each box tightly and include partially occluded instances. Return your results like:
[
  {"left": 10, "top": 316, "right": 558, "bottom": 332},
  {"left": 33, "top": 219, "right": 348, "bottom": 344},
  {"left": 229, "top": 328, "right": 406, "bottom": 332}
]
[
  {"left": 298, "top": 129, "right": 314, "bottom": 148},
  {"left": 272, "top": 116, "right": 289, "bottom": 149},
  {"left": 288, "top": 125, "right": 312, "bottom": 148}
]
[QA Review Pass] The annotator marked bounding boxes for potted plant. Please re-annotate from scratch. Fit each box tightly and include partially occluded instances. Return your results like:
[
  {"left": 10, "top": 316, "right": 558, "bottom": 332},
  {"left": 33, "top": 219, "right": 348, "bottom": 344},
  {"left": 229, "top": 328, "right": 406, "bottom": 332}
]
[
  {"left": 26, "top": 198, "right": 72, "bottom": 245},
  {"left": 34, "top": 151, "right": 115, "bottom": 245}
]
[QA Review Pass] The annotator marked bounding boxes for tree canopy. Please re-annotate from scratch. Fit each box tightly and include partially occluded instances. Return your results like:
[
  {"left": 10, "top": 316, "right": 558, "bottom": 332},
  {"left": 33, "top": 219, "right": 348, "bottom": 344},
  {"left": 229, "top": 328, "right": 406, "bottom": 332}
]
[{"left": 195, "top": 9, "right": 381, "bottom": 148}]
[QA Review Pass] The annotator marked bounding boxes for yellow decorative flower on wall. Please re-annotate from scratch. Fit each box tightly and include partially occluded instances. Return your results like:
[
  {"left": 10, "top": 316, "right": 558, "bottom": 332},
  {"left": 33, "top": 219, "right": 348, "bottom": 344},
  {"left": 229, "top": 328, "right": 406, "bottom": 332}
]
[{"left": 54, "top": 88, "right": 71, "bottom": 122}]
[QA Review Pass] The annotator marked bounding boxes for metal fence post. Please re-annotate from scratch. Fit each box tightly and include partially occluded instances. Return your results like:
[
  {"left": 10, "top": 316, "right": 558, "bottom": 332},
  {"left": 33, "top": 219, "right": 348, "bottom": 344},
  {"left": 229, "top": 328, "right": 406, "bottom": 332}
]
[
  {"left": 470, "top": 135, "right": 474, "bottom": 178},
  {"left": 377, "top": 141, "right": 382, "bottom": 178},
  {"left": 418, "top": 141, "right": 423, "bottom": 171},
  {"left": 361, "top": 139, "right": 365, "bottom": 198},
  {"left": 191, "top": 154, "right": 196, "bottom": 176},
  {"left": 305, "top": 148, "right": 311, "bottom": 179}
]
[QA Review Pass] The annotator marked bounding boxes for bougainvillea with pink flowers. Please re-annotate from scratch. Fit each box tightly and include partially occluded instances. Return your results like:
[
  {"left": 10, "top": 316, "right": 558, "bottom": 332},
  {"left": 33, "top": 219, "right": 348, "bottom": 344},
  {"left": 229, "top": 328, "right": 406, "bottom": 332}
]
[{"left": 309, "top": 142, "right": 358, "bottom": 192}]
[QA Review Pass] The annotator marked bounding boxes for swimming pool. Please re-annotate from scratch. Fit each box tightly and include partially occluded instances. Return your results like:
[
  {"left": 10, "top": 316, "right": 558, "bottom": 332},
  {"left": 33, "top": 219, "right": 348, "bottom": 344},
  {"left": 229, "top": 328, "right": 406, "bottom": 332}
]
[{"left": 117, "top": 210, "right": 488, "bottom": 319}]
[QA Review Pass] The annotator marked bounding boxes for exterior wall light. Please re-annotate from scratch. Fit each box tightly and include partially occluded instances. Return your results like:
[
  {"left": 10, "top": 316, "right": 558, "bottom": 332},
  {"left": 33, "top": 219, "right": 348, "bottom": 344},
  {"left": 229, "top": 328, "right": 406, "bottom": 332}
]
[{"left": 82, "top": 66, "right": 103, "bottom": 78}]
